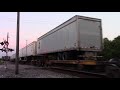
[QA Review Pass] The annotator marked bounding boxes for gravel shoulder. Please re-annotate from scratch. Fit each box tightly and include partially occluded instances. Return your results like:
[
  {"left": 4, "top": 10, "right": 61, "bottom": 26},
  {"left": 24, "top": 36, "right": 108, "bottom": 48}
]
[{"left": 0, "top": 61, "right": 79, "bottom": 78}]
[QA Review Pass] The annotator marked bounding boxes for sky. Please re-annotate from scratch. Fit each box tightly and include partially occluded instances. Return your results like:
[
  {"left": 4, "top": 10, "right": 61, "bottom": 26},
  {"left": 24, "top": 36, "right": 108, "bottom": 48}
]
[{"left": 0, "top": 12, "right": 120, "bottom": 57}]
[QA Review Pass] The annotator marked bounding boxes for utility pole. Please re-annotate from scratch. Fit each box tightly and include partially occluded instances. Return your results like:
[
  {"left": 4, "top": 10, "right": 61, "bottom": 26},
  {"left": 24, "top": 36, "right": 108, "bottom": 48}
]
[{"left": 15, "top": 12, "right": 20, "bottom": 74}]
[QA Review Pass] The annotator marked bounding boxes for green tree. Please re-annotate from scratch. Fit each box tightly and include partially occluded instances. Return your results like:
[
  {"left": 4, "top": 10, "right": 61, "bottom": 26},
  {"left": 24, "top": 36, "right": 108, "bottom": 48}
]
[
  {"left": 111, "top": 36, "right": 120, "bottom": 58},
  {"left": 102, "top": 38, "right": 112, "bottom": 60},
  {"left": 102, "top": 36, "right": 120, "bottom": 60}
]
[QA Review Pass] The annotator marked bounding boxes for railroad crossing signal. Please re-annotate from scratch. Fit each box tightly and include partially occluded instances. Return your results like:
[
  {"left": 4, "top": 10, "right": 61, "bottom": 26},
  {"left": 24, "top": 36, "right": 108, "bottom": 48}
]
[
  {"left": 0, "top": 33, "right": 14, "bottom": 69},
  {"left": 0, "top": 33, "right": 14, "bottom": 53}
]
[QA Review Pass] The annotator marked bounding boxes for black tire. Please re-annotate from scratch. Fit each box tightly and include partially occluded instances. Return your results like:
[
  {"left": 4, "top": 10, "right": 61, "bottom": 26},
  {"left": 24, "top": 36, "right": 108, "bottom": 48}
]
[{"left": 62, "top": 52, "right": 68, "bottom": 60}]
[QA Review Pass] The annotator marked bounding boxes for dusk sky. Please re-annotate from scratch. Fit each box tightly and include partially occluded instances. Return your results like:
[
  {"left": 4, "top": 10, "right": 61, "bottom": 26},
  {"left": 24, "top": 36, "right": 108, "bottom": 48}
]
[{"left": 0, "top": 12, "right": 120, "bottom": 57}]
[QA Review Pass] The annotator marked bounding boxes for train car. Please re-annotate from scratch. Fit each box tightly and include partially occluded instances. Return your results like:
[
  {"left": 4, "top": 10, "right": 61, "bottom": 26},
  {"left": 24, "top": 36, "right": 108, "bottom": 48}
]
[
  {"left": 19, "top": 48, "right": 23, "bottom": 60},
  {"left": 10, "top": 53, "right": 15, "bottom": 62},
  {"left": 11, "top": 41, "right": 37, "bottom": 64},
  {"left": 26, "top": 41, "right": 37, "bottom": 56},
  {"left": 36, "top": 15, "right": 103, "bottom": 68},
  {"left": 19, "top": 41, "right": 37, "bottom": 64}
]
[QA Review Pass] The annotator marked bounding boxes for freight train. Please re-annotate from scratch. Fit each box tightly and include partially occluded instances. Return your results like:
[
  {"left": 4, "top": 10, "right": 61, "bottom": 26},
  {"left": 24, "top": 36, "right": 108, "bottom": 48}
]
[{"left": 10, "top": 15, "right": 120, "bottom": 77}]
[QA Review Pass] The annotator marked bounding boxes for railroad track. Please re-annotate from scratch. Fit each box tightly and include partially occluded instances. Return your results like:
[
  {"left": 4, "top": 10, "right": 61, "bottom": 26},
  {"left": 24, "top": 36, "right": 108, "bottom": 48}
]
[
  {"left": 9, "top": 61, "right": 108, "bottom": 78},
  {"left": 47, "top": 67, "right": 108, "bottom": 78}
]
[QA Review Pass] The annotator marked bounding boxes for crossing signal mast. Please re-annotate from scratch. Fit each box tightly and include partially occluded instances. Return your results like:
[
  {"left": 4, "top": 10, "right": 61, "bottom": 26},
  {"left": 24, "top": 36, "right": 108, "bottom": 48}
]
[{"left": 0, "top": 33, "right": 14, "bottom": 68}]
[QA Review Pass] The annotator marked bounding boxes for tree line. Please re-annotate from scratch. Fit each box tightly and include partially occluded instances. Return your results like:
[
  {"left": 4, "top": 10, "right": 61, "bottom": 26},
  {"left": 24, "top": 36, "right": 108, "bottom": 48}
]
[{"left": 102, "top": 36, "right": 120, "bottom": 60}]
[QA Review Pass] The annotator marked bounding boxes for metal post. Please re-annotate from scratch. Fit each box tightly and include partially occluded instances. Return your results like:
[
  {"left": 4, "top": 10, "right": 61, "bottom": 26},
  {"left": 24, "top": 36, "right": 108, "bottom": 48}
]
[
  {"left": 1, "top": 33, "right": 9, "bottom": 69},
  {"left": 26, "top": 40, "right": 27, "bottom": 61},
  {"left": 15, "top": 12, "right": 20, "bottom": 74},
  {"left": 5, "top": 33, "right": 9, "bottom": 68},
  {"left": 5, "top": 49, "right": 8, "bottom": 69}
]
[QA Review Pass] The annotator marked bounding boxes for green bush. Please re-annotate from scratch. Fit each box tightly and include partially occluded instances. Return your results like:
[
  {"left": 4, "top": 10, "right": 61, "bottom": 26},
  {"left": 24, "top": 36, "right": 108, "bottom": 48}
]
[{"left": 0, "top": 60, "right": 4, "bottom": 64}]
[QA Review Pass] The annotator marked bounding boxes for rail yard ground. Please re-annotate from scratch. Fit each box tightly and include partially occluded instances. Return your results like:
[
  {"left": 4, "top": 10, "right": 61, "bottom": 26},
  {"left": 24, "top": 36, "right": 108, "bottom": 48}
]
[{"left": 0, "top": 61, "right": 80, "bottom": 78}]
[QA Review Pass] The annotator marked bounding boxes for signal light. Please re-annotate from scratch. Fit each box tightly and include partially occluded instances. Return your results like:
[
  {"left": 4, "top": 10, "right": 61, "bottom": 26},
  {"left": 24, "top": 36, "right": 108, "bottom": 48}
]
[
  {"left": 0, "top": 42, "right": 4, "bottom": 46},
  {"left": 8, "top": 48, "right": 14, "bottom": 52},
  {"left": 0, "top": 49, "right": 6, "bottom": 52},
  {"left": 0, "top": 49, "right": 3, "bottom": 51}
]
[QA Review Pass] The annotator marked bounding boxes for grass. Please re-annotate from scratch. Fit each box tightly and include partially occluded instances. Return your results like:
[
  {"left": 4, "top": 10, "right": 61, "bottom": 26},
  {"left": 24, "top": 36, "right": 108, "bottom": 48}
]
[{"left": 0, "top": 60, "right": 4, "bottom": 64}]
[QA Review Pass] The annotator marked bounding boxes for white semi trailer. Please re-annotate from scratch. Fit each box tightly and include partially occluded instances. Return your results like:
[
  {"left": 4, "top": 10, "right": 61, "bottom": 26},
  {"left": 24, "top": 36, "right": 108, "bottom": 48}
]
[{"left": 37, "top": 15, "right": 103, "bottom": 60}]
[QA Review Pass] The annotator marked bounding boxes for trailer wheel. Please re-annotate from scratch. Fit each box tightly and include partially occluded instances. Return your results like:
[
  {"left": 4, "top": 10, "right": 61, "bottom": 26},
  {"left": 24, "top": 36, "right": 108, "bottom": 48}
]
[
  {"left": 57, "top": 53, "right": 62, "bottom": 60},
  {"left": 62, "top": 52, "right": 68, "bottom": 60}
]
